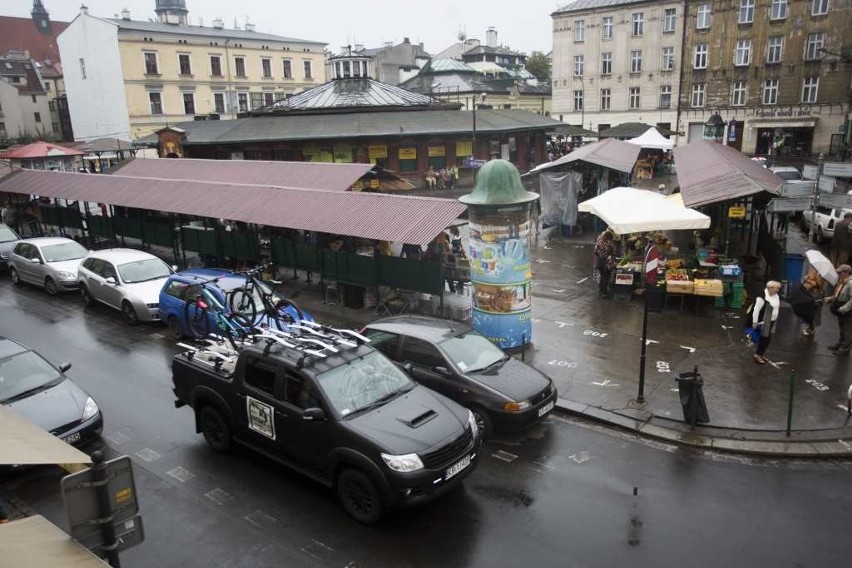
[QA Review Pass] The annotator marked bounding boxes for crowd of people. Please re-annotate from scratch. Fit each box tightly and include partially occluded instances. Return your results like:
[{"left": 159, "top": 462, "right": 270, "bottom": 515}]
[{"left": 424, "top": 165, "right": 459, "bottom": 190}]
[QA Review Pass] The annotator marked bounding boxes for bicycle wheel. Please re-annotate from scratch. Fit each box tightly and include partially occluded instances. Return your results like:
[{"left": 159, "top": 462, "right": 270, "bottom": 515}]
[
  {"left": 185, "top": 301, "right": 212, "bottom": 340},
  {"left": 228, "top": 287, "right": 259, "bottom": 324},
  {"left": 269, "top": 298, "right": 306, "bottom": 331}
]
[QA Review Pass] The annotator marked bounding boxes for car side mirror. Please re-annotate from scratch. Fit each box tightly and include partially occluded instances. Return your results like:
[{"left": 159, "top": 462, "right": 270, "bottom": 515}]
[
  {"left": 302, "top": 407, "right": 326, "bottom": 421},
  {"left": 30, "top": 257, "right": 42, "bottom": 264},
  {"left": 434, "top": 366, "right": 452, "bottom": 377},
  {"left": 171, "top": 265, "right": 178, "bottom": 272},
  {"left": 402, "top": 362, "right": 413, "bottom": 374},
  {"left": 105, "top": 277, "right": 117, "bottom": 285},
  {"left": 59, "top": 363, "right": 72, "bottom": 373}
]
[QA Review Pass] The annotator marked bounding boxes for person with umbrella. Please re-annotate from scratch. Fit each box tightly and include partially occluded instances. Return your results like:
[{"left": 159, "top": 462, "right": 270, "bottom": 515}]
[
  {"left": 828, "top": 264, "right": 852, "bottom": 357},
  {"left": 791, "top": 268, "right": 828, "bottom": 336}
]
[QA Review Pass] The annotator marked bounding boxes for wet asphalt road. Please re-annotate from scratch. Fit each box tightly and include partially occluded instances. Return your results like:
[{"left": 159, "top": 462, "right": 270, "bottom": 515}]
[{"left": 2, "top": 278, "right": 851, "bottom": 568}]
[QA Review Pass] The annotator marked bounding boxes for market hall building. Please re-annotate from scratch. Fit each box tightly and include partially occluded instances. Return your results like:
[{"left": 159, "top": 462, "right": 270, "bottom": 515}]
[{"left": 138, "top": 51, "right": 564, "bottom": 187}]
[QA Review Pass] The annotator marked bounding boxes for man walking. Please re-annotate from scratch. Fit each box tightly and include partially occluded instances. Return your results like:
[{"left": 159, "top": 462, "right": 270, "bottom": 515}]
[
  {"left": 830, "top": 212, "right": 852, "bottom": 267},
  {"left": 828, "top": 264, "right": 852, "bottom": 357}
]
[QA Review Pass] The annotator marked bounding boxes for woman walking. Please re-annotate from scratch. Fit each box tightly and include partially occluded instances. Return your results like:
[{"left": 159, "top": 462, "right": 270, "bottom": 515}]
[
  {"left": 750, "top": 280, "right": 782, "bottom": 364},
  {"left": 799, "top": 268, "right": 828, "bottom": 336}
]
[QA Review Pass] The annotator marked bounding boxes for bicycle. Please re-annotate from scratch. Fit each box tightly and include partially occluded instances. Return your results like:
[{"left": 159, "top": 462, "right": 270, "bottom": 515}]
[
  {"left": 227, "top": 263, "right": 306, "bottom": 330},
  {"left": 185, "top": 278, "right": 257, "bottom": 350}
]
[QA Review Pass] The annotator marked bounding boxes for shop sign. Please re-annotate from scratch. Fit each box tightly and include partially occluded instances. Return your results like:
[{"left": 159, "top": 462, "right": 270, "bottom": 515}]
[
  {"left": 333, "top": 144, "right": 352, "bottom": 163},
  {"left": 750, "top": 106, "right": 817, "bottom": 118},
  {"left": 767, "top": 197, "right": 811, "bottom": 213},
  {"left": 819, "top": 193, "right": 852, "bottom": 209},
  {"left": 780, "top": 181, "right": 816, "bottom": 198},
  {"left": 399, "top": 147, "right": 417, "bottom": 160},
  {"left": 728, "top": 205, "right": 747, "bottom": 219},
  {"left": 802, "top": 165, "right": 819, "bottom": 180},
  {"left": 727, "top": 120, "right": 738, "bottom": 142},
  {"left": 369, "top": 179, "right": 379, "bottom": 189},
  {"left": 818, "top": 176, "right": 835, "bottom": 193},
  {"left": 368, "top": 144, "right": 387, "bottom": 159},
  {"left": 823, "top": 162, "right": 852, "bottom": 178},
  {"left": 428, "top": 145, "right": 446, "bottom": 157},
  {"left": 456, "top": 141, "right": 472, "bottom": 157}
]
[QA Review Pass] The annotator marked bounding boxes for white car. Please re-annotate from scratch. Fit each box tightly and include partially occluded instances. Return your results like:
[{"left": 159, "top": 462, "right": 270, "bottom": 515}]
[
  {"left": 77, "top": 248, "right": 174, "bottom": 323},
  {"left": 801, "top": 191, "right": 852, "bottom": 243},
  {"left": 9, "top": 237, "right": 89, "bottom": 295},
  {"left": 769, "top": 166, "right": 803, "bottom": 181}
]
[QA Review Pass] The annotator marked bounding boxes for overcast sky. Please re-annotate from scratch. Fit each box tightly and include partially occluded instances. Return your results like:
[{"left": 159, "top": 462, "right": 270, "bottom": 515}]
[{"left": 1, "top": 0, "right": 565, "bottom": 55}]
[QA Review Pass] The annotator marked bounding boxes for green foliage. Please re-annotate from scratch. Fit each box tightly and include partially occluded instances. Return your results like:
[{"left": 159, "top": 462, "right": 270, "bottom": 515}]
[{"left": 525, "top": 51, "right": 551, "bottom": 83}]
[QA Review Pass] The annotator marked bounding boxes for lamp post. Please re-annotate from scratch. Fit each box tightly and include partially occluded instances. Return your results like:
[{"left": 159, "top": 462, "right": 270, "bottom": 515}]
[{"left": 471, "top": 92, "right": 486, "bottom": 177}]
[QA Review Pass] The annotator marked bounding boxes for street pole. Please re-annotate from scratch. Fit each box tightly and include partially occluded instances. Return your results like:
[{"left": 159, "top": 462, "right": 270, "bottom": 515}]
[
  {"left": 92, "top": 450, "right": 122, "bottom": 567},
  {"left": 786, "top": 370, "right": 795, "bottom": 437},
  {"left": 637, "top": 244, "right": 659, "bottom": 404},
  {"left": 807, "top": 153, "right": 825, "bottom": 242}
]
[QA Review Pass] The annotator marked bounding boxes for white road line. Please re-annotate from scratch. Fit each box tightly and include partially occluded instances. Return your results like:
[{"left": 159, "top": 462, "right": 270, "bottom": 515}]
[
  {"left": 576, "top": 277, "right": 589, "bottom": 284},
  {"left": 680, "top": 345, "right": 696, "bottom": 353}
]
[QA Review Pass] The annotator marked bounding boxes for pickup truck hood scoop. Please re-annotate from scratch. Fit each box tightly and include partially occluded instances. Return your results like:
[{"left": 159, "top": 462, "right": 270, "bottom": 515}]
[{"left": 396, "top": 406, "right": 437, "bottom": 428}]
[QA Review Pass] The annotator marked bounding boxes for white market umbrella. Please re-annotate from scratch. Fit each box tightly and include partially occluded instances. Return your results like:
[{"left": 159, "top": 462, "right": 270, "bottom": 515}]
[
  {"left": 626, "top": 127, "right": 674, "bottom": 151},
  {"left": 578, "top": 187, "right": 710, "bottom": 235},
  {"left": 804, "top": 249, "right": 838, "bottom": 286}
]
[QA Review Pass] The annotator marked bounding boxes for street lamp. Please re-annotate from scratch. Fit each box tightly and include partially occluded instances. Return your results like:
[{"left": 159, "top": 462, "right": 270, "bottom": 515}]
[
  {"left": 472, "top": 92, "right": 486, "bottom": 174},
  {"left": 573, "top": 73, "right": 585, "bottom": 133},
  {"left": 703, "top": 113, "right": 726, "bottom": 143}
]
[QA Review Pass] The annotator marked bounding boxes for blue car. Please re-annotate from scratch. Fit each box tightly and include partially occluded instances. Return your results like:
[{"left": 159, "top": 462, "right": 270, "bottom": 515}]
[{"left": 158, "top": 268, "right": 311, "bottom": 340}]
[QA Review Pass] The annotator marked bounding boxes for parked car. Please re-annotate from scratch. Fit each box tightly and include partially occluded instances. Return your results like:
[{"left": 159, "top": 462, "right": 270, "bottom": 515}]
[
  {"left": 0, "top": 336, "right": 103, "bottom": 448},
  {"left": 9, "top": 237, "right": 89, "bottom": 295},
  {"left": 158, "top": 268, "right": 312, "bottom": 339},
  {"left": 0, "top": 223, "right": 21, "bottom": 271},
  {"left": 801, "top": 191, "right": 852, "bottom": 243},
  {"left": 362, "top": 316, "right": 557, "bottom": 437},
  {"left": 769, "top": 166, "right": 803, "bottom": 181},
  {"left": 77, "top": 248, "right": 174, "bottom": 324}
]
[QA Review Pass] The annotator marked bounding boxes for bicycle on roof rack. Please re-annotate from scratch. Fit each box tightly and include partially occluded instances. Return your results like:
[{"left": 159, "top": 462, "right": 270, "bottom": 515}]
[
  {"left": 185, "top": 274, "right": 258, "bottom": 350},
  {"left": 227, "top": 263, "right": 306, "bottom": 330}
]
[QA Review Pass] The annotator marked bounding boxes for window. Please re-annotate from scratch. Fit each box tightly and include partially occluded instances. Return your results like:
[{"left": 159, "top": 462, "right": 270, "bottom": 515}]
[
  {"left": 261, "top": 58, "right": 272, "bottom": 78},
  {"left": 31, "top": 95, "right": 37, "bottom": 104},
  {"left": 762, "top": 79, "right": 779, "bottom": 104},
  {"left": 213, "top": 92, "right": 225, "bottom": 114},
  {"left": 33, "top": 112, "right": 41, "bottom": 123},
  {"left": 659, "top": 85, "right": 671, "bottom": 109},
  {"left": 400, "top": 338, "right": 445, "bottom": 369},
  {"left": 234, "top": 56, "right": 246, "bottom": 77},
  {"left": 664, "top": 8, "right": 676, "bottom": 32},
  {"left": 805, "top": 33, "right": 824, "bottom": 60},
  {"left": 182, "top": 92, "right": 195, "bottom": 115},
  {"left": 739, "top": 0, "right": 755, "bottom": 23},
  {"left": 662, "top": 47, "right": 675, "bottom": 71},
  {"left": 574, "top": 20, "right": 585, "bottom": 42},
  {"left": 629, "top": 87, "right": 640, "bottom": 109},
  {"left": 802, "top": 77, "right": 819, "bottom": 103},
  {"left": 244, "top": 360, "right": 277, "bottom": 397},
  {"left": 178, "top": 53, "right": 191, "bottom": 75},
  {"left": 767, "top": 37, "right": 784, "bottom": 64},
  {"left": 691, "top": 83, "right": 706, "bottom": 108},
  {"left": 282, "top": 59, "right": 292, "bottom": 79},
  {"left": 303, "top": 60, "right": 312, "bottom": 79},
  {"left": 148, "top": 92, "right": 163, "bottom": 115},
  {"left": 237, "top": 92, "right": 248, "bottom": 113},
  {"left": 573, "top": 90, "right": 583, "bottom": 111},
  {"left": 364, "top": 330, "right": 399, "bottom": 358},
  {"left": 601, "top": 17, "right": 613, "bottom": 40},
  {"left": 574, "top": 55, "right": 584, "bottom": 76},
  {"left": 250, "top": 92, "right": 263, "bottom": 110},
  {"left": 811, "top": 0, "right": 829, "bottom": 16},
  {"left": 731, "top": 81, "right": 747, "bottom": 106},
  {"left": 770, "top": 0, "right": 787, "bottom": 19},
  {"left": 263, "top": 92, "right": 275, "bottom": 106},
  {"left": 630, "top": 50, "right": 642, "bottom": 73},
  {"left": 600, "top": 88, "right": 611, "bottom": 110},
  {"left": 697, "top": 4, "right": 711, "bottom": 29},
  {"left": 144, "top": 52, "right": 159, "bottom": 75},
  {"left": 632, "top": 12, "right": 644, "bottom": 36},
  {"left": 694, "top": 44, "right": 708, "bottom": 69},
  {"left": 734, "top": 40, "right": 751, "bottom": 66},
  {"left": 210, "top": 55, "right": 222, "bottom": 76},
  {"left": 601, "top": 52, "right": 612, "bottom": 75},
  {"left": 79, "top": 58, "right": 86, "bottom": 79}
]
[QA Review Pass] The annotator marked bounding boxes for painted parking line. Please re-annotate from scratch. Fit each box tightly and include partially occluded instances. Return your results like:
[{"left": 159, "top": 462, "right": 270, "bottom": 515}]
[
  {"left": 204, "top": 488, "right": 234, "bottom": 505},
  {"left": 166, "top": 466, "right": 195, "bottom": 483},
  {"left": 491, "top": 450, "right": 518, "bottom": 463},
  {"left": 134, "top": 448, "right": 161, "bottom": 462}
]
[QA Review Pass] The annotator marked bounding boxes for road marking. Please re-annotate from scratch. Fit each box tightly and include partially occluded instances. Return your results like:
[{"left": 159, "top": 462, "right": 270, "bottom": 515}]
[
  {"left": 839, "top": 439, "right": 852, "bottom": 451},
  {"left": 535, "top": 259, "right": 552, "bottom": 264},
  {"left": 554, "top": 321, "right": 573, "bottom": 328},
  {"left": 547, "top": 360, "right": 578, "bottom": 368},
  {"left": 592, "top": 379, "right": 620, "bottom": 387},
  {"left": 105, "top": 430, "right": 131, "bottom": 446},
  {"left": 655, "top": 361, "right": 671, "bottom": 373},
  {"left": 721, "top": 325, "right": 734, "bottom": 330},
  {"left": 551, "top": 289, "right": 566, "bottom": 293},
  {"left": 204, "top": 488, "right": 234, "bottom": 505},
  {"left": 680, "top": 345, "right": 696, "bottom": 353},
  {"left": 532, "top": 460, "right": 555, "bottom": 470},
  {"left": 244, "top": 510, "right": 276, "bottom": 527},
  {"left": 576, "top": 277, "right": 589, "bottom": 284},
  {"left": 804, "top": 379, "right": 829, "bottom": 392},
  {"left": 134, "top": 448, "right": 161, "bottom": 462},
  {"left": 149, "top": 333, "right": 165, "bottom": 339},
  {"left": 584, "top": 330, "right": 608, "bottom": 338},
  {"left": 569, "top": 451, "right": 591, "bottom": 464},
  {"left": 532, "top": 318, "right": 544, "bottom": 323},
  {"left": 644, "top": 339, "right": 659, "bottom": 345},
  {"left": 492, "top": 450, "right": 518, "bottom": 463},
  {"left": 837, "top": 404, "right": 851, "bottom": 412},
  {"left": 166, "top": 466, "right": 195, "bottom": 483}
]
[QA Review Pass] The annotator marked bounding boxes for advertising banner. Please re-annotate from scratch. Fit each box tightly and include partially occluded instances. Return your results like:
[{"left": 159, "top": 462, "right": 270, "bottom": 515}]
[
  {"left": 456, "top": 141, "right": 472, "bottom": 157},
  {"left": 428, "top": 145, "right": 446, "bottom": 157},
  {"left": 399, "top": 147, "right": 417, "bottom": 160},
  {"left": 368, "top": 144, "right": 388, "bottom": 159}
]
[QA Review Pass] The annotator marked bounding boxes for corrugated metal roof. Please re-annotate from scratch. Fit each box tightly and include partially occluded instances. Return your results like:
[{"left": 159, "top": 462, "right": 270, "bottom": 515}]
[
  {"left": 425, "top": 58, "right": 478, "bottom": 73},
  {"left": 110, "top": 158, "right": 372, "bottom": 191},
  {"left": 0, "top": 170, "right": 465, "bottom": 246},
  {"left": 530, "top": 138, "right": 640, "bottom": 174},
  {"left": 1, "top": 142, "right": 84, "bottom": 159},
  {"left": 553, "top": 0, "right": 653, "bottom": 15},
  {"left": 261, "top": 79, "right": 439, "bottom": 112},
  {"left": 107, "top": 18, "right": 324, "bottom": 45},
  {"left": 673, "top": 141, "right": 783, "bottom": 207}
]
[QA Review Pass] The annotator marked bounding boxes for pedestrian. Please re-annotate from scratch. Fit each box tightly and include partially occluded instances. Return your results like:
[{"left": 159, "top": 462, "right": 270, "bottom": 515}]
[
  {"left": 400, "top": 242, "right": 422, "bottom": 260},
  {"left": 449, "top": 164, "right": 459, "bottom": 189},
  {"left": 594, "top": 229, "right": 616, "bottom": 298},
  {"left": 425, "top": 166, "right": 437, "bottom": 189},
  {"left": 797, "top": 268, "right": 828, "bottom": 336},
  {"left": 830, "top": 212, "right": 852, "bottom": 267},
  {"left": 748, "top": 280, "right": 782, "bottom": 364},
  {"left": 827, "top": 264, "right": 852, "bottom": 357}
]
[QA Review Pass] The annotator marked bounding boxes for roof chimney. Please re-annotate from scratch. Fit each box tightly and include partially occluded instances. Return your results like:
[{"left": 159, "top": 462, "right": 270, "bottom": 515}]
[
  {"left": 245, "top": 22, "right": 256, "bottom": 32},
  {"left": 79, "top": 4, "right": 89, "bottom": 16},
  {"left": 486, "top": 27, "right": 498, "bottom": 48},
  {"left": 121, "top": 8, "right": 130, "bottom": 20},
  {"left": 212, "top": 18, "right": 224, "bottom": 29},
  {"left": 403, "top": 37, "right": 410, "bottom": 44}
]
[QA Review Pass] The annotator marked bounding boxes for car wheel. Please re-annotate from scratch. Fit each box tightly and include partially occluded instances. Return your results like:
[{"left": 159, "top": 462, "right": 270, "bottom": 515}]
[
  {"left": 44, "top": 277, "right": 58, "bottom": 296},
  {"left": 471, "top": 406, "right": 494, "bottom": 439},
  {"left": 80, "top": 284, "right": 94, "bottom": 307},
  {"left": 200, "top": 406, "right": 231, "bottom": 452},
  {"left": 337, "top": 468, "right": 383, "bottom": 525},
  {"left": 816, "top": 226, "right": 824, "bottom": 243},
  {"left": 167, "top": 316, "right": 184, "bottom": 340},
  {"left": 121, "top": 301, "right": 140, "bottom": 325},
  {"left": 10, "top": 267, "right": 21, "bottom": 285}
]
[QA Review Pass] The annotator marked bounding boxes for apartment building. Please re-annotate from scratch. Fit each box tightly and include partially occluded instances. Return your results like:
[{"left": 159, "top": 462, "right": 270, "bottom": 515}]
[
  {"left": 552, "top": 0, "right": 685, "bottom": 140},
  {"left": 58, "top": 1, "right": 326, "bottom": 141},
  {"left": 0, "top": 51, "right": 57, "bottom": 141}
]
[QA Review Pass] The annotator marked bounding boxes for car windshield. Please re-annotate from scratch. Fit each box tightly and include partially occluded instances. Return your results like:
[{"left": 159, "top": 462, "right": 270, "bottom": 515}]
[
  {"left": 118, "top": 258, "right": 171, "bottom": 283},
  {"left": 0, "top": 225, "right": 18, "bottom": 242},
  {"left": 316, "top": 351, "right": 414, "bottom": 417},
  {"left": 0, "top": 350, "right": 62, "bottom": 403},
  {"left": 42, "top": 241, "right": 88, "bottom": 262},
  {"left": 774, "top": 171, "right": 801, "bottom": 181},
  {"left": 440, "top": 331, "right": 506, "bottom": 373}
]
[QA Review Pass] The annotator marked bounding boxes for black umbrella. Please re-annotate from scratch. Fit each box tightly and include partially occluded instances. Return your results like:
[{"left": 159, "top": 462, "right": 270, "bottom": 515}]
[{"left": 789, "top": 286, "right": 816, "bottom": 325}]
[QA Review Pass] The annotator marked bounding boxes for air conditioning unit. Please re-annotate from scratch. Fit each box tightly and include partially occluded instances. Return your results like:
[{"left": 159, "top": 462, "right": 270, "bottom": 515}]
[{"left": 212, "top": 18, "right": 224, "bottom": 29}]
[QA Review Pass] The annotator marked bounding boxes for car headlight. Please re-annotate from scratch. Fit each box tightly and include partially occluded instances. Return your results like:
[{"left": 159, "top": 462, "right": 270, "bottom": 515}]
[
  {"left": 503, "top": 400, "right": 532, "bottom": 412},
  {"left": 467, "top": 409, "right": 478, "bottom": 438},
  {"left": 81, "top": 397, "right": 99, "bottom": 421},
  {"left": 57, "top": 271, "right": 76, "bottom": 280},
  {"left": 381, "top": 452, "right": 424, "bottom": 473}
]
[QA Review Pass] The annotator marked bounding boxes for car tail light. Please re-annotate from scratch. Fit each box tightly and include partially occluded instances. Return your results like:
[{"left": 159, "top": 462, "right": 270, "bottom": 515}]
[{"left": 828, "top": 219, "right": 834, "bottom": 229}]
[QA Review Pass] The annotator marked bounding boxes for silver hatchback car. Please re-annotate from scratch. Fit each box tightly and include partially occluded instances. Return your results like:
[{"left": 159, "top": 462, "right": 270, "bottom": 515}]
[
  {"left": 77, "top": 248, "right": 174, "bottom": 324},
  {"left": 9, "top": 237, "right": 89, "bottom": 294}
]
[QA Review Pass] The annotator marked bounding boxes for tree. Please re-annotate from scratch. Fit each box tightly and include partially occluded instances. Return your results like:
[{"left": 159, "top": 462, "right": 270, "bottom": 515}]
[{"left": 526, "top": 51, "right": 551, "bottom": 84}]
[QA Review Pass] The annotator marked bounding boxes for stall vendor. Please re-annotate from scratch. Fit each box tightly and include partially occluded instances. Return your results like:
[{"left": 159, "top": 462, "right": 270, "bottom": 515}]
[{"left": 594, "top": 229, "right": 616, "bottom": 298}]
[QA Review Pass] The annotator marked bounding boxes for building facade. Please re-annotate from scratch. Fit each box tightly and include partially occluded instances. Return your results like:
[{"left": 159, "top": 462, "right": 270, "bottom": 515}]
[
  {"left": 58, "top": 2, "right": 327, "bottom": 141},
  {"left": 552, "top": 0, "right": 685, "bottom": 141},
  {"left": 678, "top": 0, "right": 851, "bottom": 156},
  {"left": 0, "top": 51, "right": 57, "bottom": 141},
  {"left": 354, "top": 38, "right": 431, "bottom": 85}
]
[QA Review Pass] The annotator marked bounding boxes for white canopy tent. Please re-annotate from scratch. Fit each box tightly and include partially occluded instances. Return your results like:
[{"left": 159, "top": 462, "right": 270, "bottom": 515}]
[
  {"left": 578, "top": 187, "right": 710, "bottom": 235},
  {"left": 626, "top": 127, "right": 674, "bottom": 150}
]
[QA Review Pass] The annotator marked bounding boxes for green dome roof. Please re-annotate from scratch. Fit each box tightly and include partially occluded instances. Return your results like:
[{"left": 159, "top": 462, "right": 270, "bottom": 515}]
[{"left": 459, "top": 159, "right": 539, "bottom": 205}]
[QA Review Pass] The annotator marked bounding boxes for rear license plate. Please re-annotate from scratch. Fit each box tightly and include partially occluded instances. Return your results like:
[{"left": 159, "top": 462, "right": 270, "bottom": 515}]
[
  {"left": 63, "top": 432, "right": 81, "bottom": 444},
  {"left": 445, "top": 455, "right": 471, "bottom": 480},
  {"left": 538, "top": 400, "right": 555, "bottom": 417}
]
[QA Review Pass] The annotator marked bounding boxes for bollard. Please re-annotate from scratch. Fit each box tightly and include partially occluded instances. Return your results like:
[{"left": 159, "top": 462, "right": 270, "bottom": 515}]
[
  {"left": 521, "top": 332, "right": 526, "bottom": 362},
  {"left": 786, "top": 371, "right": 795, "bottom": 437}
]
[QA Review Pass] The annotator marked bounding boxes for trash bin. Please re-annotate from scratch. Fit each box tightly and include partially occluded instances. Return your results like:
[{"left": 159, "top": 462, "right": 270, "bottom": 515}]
[
  {"left": 784, "top": 253, "right": 804, "bottom": 287},
  {"left": 343, "top": 284, "right": 365, "bottom": 309},
  {"left": 674, "top": 371, "right": 710, "bottom": 424}
]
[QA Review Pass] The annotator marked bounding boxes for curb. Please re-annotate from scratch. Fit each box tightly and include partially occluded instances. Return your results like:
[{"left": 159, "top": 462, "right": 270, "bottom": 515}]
[{"left": 553, "top": 398, "right": 852, "bottom": 459}]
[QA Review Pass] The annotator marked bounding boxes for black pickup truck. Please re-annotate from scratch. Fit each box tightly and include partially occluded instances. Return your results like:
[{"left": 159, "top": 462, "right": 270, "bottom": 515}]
[{"left": 172, "top": 331, "right": 481, "bottom": 524}]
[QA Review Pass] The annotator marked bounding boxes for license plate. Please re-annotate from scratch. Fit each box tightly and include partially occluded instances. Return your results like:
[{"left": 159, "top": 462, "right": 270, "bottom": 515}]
[
  {"left": 538, "top": 400, "right": 555, "bottom": 417},
  {"left": 63, "top": 432, "right": 81, "bottom": 444},
  {"left": 445, "top": 455, "right": 471, "bottom": 480}
]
